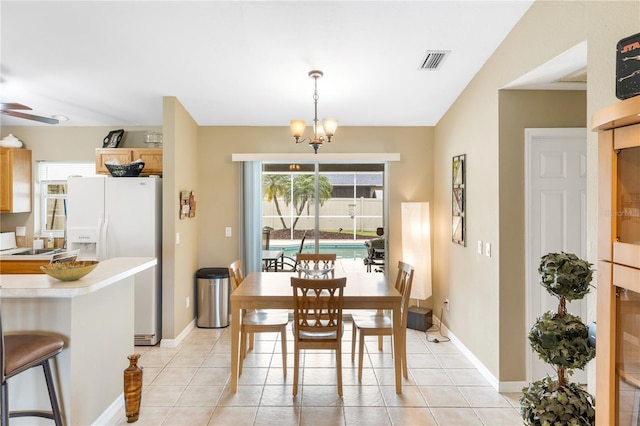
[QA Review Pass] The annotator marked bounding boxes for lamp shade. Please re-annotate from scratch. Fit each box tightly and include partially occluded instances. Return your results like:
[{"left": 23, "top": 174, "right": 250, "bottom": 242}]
[
  {"left": 401, "top": 202, "right": 432, "bottom": 300},
  {"left": 290, "top": 120, "right": 306, "bottom": 138},
  {"left": 322, "top": 118, "right": 338, "bottom": 136}
]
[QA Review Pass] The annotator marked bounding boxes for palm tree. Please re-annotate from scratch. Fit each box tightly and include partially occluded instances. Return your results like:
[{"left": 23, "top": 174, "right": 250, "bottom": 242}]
[
  {"left": 285, "top": 174, "right": 333, "bottom": 231},
  {"left": 262, "top": 174, "right": 290, "bottom": 229}
]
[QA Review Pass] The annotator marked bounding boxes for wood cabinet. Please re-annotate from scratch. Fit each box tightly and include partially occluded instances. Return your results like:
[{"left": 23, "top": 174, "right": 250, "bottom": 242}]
[
  {"left": 0, "top": 148, "right": 32, "bottom": 213},
  {"left": 95, "top": 148, "right": 163, "bottom": 176},
  {"left": 592, "top": 96, "right": 640, "bottom": 426}
]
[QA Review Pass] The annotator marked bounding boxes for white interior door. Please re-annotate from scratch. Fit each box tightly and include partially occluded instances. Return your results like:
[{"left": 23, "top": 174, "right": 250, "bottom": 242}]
[{"left": 525, "top": 128, "right": 588, "bottom": 383}]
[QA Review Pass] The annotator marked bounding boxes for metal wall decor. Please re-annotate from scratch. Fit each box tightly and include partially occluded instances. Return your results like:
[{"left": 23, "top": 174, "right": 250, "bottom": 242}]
[
  {"left": 452, "top": 154, "right": 465, "bottom": 245},
  {"left": 179, "top": 191, "right": 196, "bottom": 219}
]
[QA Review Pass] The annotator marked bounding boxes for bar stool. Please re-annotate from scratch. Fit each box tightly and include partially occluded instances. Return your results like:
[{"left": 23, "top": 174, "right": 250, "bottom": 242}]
[{"left": 1, "top": 306, "right": 64, "bottom": 426}]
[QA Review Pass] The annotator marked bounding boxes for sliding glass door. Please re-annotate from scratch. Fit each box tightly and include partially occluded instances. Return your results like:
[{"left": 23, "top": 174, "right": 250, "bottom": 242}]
[{"left": 262, "top": 162, "right": 385, "bottom": 270}]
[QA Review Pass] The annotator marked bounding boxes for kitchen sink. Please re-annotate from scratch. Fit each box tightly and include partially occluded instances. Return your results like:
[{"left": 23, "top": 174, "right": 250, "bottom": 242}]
[{"left": 9, "top": 248, "right": 64, "bottom": 255}]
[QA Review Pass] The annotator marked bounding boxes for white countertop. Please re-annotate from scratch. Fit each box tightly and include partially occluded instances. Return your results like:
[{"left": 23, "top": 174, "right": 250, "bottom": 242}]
[{"left": 0, "top": 257, "right": 157, "bottom": 298}]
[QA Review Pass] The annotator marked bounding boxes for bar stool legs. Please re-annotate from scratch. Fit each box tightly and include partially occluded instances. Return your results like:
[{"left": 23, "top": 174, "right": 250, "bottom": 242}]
[{"left": 1, "top": 357, "right": 63, "bottom": 426}]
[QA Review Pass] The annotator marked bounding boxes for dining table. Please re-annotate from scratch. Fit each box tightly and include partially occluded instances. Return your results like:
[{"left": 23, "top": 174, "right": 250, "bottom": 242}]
[{"left": 230, "top": 269, "right": 404, "bottom": 394}]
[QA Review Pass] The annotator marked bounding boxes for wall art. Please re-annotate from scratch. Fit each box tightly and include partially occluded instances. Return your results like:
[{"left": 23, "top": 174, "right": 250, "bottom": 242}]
[{"left": 452, "top": 154, "right": 465, "bottom": 246}]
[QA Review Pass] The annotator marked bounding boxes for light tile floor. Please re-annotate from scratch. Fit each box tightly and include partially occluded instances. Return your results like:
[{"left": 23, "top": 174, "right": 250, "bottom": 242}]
[{"left": 114, "top": 323, "right": 524, "bottom": 425}]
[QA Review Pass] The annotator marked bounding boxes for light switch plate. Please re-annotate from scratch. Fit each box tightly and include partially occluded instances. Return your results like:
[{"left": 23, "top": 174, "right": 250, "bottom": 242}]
[
  {"left": 477, "top": 240, "right": 483, "bottom": 254},
  {"left": 225, "top": 227, "right": 232, "bottom": 237},
  {"left": 485, "top": 242, "right": 491, "bottom": 257}
]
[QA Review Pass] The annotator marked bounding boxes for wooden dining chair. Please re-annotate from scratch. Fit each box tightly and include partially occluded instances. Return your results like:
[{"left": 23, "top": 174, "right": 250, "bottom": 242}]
[
  {"left": 296, "top": 253, "right": 336, "bottom": 276},
  {"left": 0, "top": 303, "right": 65, "bottom": 426},
  {"left": 351, "top": 261, "right": 414, "bottom": 381},
  {"left": 228, "top": 260, "right": 289, "bottom": 377},
  {"left": 291, "top": 276, "right": 346, "bottom": 397}
]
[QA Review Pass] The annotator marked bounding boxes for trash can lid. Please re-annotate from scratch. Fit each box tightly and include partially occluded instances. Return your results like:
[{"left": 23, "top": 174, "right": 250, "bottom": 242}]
[{"left": 196, "top": 267, "right": 229, "bottom": 278}]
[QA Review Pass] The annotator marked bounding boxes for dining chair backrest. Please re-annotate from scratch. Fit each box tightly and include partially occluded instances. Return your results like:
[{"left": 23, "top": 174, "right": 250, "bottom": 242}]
[
  {"left": 229, "top": 259, "right": 244, "bottom": 291},
  {"left": 291, "top": 276, "right": 346, "bottom": 338},
  {"left": 291, "top": 276, "right": 346, "bottom": 397},
  {"left": 395, "top": 261, "right": 415, "bottom": 325},
  {"left": 296, "top": 253, "right": 337, "bottom": 271}
]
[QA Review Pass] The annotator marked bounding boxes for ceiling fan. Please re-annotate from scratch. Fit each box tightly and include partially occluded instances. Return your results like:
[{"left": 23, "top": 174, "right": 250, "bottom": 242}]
[{"left": 0, "top": 103, "right": 59, "bottom": 124}]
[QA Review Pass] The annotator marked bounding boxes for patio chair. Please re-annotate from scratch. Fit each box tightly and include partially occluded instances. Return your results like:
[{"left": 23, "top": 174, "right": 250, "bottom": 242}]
[
  {"left": 262, "top": 227, "right": 271, "bottom": 250},
  {"left": 272, "top": 231, "right": 307, "bottom": 272},
  {"left": 363, "top": 237, "right": 385, "bottom": 272},
  {"left": 351, "top": 261, "right": 414, "bottom": 381},
  {"left": 291, "top": 276, "right": 346, "bottom": 396}
]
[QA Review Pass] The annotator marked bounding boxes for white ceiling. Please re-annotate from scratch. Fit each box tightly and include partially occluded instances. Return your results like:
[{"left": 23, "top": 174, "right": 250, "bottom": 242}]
[{"left": 0, "top": 0, "right": 568, "bottom": 128}]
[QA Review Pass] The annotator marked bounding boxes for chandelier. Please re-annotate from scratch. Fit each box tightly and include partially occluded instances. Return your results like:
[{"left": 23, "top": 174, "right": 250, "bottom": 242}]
[{"left": 290, "top": 70, "right": 338, "bottom": 154}]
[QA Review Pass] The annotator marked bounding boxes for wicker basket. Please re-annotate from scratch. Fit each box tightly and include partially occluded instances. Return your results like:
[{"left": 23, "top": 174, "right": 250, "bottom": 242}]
[{"left": 105, "top": 161, "right": 145, "bottom": 177}]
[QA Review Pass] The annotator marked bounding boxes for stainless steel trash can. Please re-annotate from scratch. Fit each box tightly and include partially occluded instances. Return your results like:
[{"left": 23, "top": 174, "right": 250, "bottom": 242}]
[{"left": 196, "top": 267, "right": 230, "bottom": 328}]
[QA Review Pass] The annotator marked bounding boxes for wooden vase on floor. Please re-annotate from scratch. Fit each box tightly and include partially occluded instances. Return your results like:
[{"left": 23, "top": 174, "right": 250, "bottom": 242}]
[{"left": 123, "top": 354, "right": 143, "bottom": 423}]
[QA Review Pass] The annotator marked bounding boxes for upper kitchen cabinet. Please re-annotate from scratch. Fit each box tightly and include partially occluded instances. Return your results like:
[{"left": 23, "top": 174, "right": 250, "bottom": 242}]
[
  {"left": 0, "top": 148, "right": 32, "bottom": 213},
  {"left": 95, "top": 148, "right": 163, "bottom": 176}
]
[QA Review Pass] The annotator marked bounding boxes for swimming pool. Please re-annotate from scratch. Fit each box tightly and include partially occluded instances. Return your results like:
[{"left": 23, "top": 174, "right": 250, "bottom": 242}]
[{"left": 271, "top": 243, "right": 368, "bottom": 259}]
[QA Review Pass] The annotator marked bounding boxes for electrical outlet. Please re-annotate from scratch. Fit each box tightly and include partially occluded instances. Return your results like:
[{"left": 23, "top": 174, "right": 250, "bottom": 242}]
[
  {"left": 225, "top": 227, "right": 232, "bottom": 237},
  {"left": 186, "top": 296, "right": 190, "bottom": 308},
  {"left": 477, "top": 240, "right": 483, "bottom": 254},
  {"left": 444, "top": 298, "right": 450, "bottom": 311}
]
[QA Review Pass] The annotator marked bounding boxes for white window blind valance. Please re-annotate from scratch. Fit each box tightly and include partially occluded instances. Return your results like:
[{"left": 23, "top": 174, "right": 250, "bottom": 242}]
[{"left": 232, "top": 153, "right": 400, "bottom": 162}]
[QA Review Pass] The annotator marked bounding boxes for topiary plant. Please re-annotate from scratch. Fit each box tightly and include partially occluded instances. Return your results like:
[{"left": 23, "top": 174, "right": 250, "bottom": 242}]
[{"left": 520, "top": 252, "right": 596, "bottom": 426}]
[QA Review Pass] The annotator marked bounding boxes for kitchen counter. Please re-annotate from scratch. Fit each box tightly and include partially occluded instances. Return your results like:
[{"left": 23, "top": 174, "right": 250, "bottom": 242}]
[
  {"left": 2, "top": 256, "right": 156, "bottom": 297},
  {"left": 1, "top": 257, "right": 156, "bottom": 425}
]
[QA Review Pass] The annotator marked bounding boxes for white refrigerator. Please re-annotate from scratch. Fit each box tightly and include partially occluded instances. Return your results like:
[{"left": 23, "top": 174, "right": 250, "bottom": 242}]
[{"left": 67, "top": 176, "right": 162, "bottom": 345}]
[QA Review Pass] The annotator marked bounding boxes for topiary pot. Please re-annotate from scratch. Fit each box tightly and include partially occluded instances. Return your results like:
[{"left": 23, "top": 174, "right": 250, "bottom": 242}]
[{"left": 521, "top": 376, "right": 595, "bottom": 426}]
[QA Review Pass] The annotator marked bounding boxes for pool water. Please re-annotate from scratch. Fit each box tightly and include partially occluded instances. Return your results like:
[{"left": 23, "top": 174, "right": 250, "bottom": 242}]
[{"left": 271, "top": 244, "right": 368, "bottom": 259}]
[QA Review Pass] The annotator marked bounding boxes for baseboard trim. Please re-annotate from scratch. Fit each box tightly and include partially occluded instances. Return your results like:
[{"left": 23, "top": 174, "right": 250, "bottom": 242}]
[
  {"left": 94, "top": 393, "right": 123, "bottom": 425},
  {"left": 160, "top": 319, "right": 196, "bottom": 348},
  {"left": 432, "top": 315, "right": 524, "bottom": 394}
]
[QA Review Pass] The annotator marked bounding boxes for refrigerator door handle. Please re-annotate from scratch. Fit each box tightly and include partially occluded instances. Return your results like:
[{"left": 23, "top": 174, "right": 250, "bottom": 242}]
[{"left": 99, "top": 217, "right": 108, "bottom": 261}]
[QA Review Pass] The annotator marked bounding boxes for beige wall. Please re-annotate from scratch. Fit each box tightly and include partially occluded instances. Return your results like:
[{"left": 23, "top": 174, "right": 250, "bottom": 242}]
[
  {"left": 162, "top": 97, "right": 200, "bottom": 340},
  {"left": 498, "top": 90, "right": 587, "bottom": 381},
  {"left": 433, "top": 0, "right": 639, "bottom": 385}
]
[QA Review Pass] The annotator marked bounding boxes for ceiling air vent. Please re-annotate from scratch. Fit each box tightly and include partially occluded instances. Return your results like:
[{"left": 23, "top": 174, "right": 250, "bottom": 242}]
[{"left": 419, "top": 50, "right": 450, "bottom": 71}]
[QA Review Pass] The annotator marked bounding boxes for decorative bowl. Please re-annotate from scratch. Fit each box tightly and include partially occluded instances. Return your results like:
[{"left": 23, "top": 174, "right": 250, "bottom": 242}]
[
  {"left": 298, "top": 266, "right": 335, "bottom": 278},
  {"left": 40, "top": 260, "right": 99, "bottom": 281},
  {"left": 105, "top": 161, "right": 145, "bottom": 177}
]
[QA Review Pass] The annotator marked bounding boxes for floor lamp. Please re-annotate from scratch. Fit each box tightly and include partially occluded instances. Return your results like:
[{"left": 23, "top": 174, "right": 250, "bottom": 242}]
[{"left": 401, "top": 202, "right": 433, "bottom": 331}]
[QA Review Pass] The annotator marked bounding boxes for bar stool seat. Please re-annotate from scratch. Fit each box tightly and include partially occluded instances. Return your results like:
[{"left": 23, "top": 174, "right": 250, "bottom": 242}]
[{"left": 2, "top": 327, "right": 64, "bottom": 426}]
